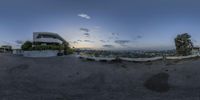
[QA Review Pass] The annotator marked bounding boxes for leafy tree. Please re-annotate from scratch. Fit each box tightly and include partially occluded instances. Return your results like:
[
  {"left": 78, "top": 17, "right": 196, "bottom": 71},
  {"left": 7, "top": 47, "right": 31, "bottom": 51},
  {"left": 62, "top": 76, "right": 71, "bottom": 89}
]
[
  {"left": 21, "top": 41, "right": 32, "bottom": 50},
  {"left": 63, "top": 42, "right": 72, "bottom": 55},
  {"left": 21, "top": 40, "right": 74, "bottom": 55},
  {"left": 175, "top": 33, "right": 193, "bottom": 56}
]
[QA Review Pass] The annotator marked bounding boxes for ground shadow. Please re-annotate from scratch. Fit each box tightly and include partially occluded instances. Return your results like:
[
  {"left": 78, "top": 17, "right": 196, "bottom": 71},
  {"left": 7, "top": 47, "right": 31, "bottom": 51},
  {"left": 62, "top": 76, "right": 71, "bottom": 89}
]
[{"left": 144, "top": 72, "right": 170, "bottom": 93}]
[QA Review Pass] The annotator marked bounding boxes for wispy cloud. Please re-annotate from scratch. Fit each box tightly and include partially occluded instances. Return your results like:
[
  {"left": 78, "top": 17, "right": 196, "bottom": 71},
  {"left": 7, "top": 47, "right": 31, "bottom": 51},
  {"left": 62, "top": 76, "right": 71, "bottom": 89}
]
[
  {"left": 15, "top": 40, "right": 24, "bottom": 44},
  {"left": 78, "top": 13, "right": 91, "bottom": 19},
  {"left": 1, "top": 41, "right": 11, "bottom": 45},
  {"left": 100, "top": 40, "right": 106, "bottom": 43},
  {"left": 115, "top": 40, "right": 130, "bottom": 46},
  {"left": 80, "top": 28, "right": 90, "bottom": 32},
  {"left": 192, "top": 39, "right": 197, "bottom": 43},
  {"left": 112, "top": 33, "right": 119, "bottom": 36},
  {"left": 84, "top": 40, "right": 94, "bottom": 43},
  {"left": 77, "top": 40, "right": 83, "bottom": 42},
  {"left": 109, "top": 36, "right": 118, "bottom": 40},
  {"left": 136, "top": 35, "right": 143, "bottom": 39},
  {"left": 73, "top": 41, "right": 78, "bottom": 44},
  {"left": 103, "top": 45, "right": 114, "bottom": 48},
  {"left": 84, "top": 33, "right": 90, "bottom": 37}
]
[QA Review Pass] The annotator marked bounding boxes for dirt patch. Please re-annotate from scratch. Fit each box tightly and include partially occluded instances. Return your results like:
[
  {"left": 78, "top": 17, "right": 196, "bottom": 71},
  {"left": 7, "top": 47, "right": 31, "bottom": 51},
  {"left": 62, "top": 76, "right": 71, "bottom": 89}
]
[
  {"left": 144, "top": 72, "right": 170, "bottom": 93},
  {"left": 7, "top": 64, "right": 29, "bottom": 74}
]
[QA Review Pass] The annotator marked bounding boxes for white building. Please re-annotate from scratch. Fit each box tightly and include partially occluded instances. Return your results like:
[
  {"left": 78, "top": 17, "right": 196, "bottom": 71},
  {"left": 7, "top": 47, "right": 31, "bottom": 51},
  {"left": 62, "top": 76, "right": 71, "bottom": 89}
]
[
  {"left": 33, "top": 32, "right": 66, "bottom": 45},
  {"left": 0, "top": 45, "right": 12, "bottom": 53},
  {"left": 192, "top": 47, "right": 200, "bottom": 55}
]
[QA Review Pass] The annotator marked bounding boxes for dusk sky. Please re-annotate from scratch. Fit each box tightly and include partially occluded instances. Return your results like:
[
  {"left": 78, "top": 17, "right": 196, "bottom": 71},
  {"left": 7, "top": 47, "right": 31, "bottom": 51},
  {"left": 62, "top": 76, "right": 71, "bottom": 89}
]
[{"left": 1, "top": 0, "right": 200, "bottom": 50}]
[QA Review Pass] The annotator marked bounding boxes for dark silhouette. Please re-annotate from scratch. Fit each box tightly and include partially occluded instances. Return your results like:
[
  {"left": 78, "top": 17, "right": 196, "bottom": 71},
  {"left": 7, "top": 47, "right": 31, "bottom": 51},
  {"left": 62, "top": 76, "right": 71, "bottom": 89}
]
[{"left": 175, "top": 33, "right": 193, "bottom": 56}]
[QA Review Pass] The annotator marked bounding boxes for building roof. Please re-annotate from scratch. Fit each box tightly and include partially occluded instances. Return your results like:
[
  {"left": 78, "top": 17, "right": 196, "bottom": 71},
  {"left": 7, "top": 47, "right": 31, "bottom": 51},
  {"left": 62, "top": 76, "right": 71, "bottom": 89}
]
[{"left": 33, "top": 32, "right": 67, "bottom": 43}]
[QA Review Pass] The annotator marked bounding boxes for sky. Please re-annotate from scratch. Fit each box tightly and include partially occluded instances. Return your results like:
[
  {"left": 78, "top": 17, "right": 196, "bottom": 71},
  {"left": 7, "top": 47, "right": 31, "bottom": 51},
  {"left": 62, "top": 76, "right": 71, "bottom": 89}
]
[{"left": 1, "top": 0, "right": 200, "bottom": 50}]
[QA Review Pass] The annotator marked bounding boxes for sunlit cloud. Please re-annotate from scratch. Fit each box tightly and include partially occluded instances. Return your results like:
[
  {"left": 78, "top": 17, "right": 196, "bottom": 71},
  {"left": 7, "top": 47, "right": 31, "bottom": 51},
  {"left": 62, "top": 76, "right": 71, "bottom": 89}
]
[{"left": 78, "top": 13, "right": 91, "bottom": 19}]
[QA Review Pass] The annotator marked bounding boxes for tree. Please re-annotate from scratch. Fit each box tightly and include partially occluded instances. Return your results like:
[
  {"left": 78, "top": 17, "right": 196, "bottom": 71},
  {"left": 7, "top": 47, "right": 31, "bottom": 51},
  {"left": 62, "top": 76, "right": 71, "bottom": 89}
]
[
  {"left": 175, "top": 33, "right": 193, "bottom": 56},
  {"left": 21, "top": 41, "right": 32, "bottom": 50},
  {"left": 62, "top": 42, "right": 74, "bottom": 55}
]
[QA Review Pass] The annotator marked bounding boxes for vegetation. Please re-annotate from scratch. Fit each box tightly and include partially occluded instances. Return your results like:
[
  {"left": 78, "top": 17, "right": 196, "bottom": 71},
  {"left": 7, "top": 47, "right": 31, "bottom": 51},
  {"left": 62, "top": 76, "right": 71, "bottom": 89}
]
[
  {"left": 32, "top": 45, "right": 63, "bottom": 50},
  {"left": 21, "top": 41, "right": 32, "bottom": 50},
  {"left": 21, "top": 41, "right": 74, "bottom": 55},
  {"left": 175, "top": 33, "right": 193, "bottom": 56}
]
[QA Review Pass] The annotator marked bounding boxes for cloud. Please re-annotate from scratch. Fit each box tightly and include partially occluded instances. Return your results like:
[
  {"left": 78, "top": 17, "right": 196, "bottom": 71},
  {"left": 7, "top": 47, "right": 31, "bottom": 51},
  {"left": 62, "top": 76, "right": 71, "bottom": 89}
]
[
  {"left": 100, "top": 40, "right": 106, "bottom": 43},
  {"left": 136, "top": 35, "right": 143, "bottom": 39},
  {"left": 100, "top": 40, "right": 110, "bottom": 43},
  {"left": 73, "top": 41, "right": 78, "bottom": 44},
  {"left": 115, "top": 40, "right": 130, "bottom": 45},
  {"left": 78, "top": 13, "right": 91, "bottom": 19},
  {"left": 80, "top": 28, "right": 90, "bottom": 32},
  {"left": 84, "top": 33, "right": 90, "bottom": 37},
  {"left": 1, "top": 41, "right": 11, "bottom": 45},
  {"left": 103, "top": 45, "right": 114, "bottom": 48},
  {"left": 15, "top": 40, "right": 24, "bottom": 44},
  {"left": 112, "top": 33, "right": 119, "bottom": 36},
  {"left": 94, "top": 26, "right": 101, "bottom": 29},
  {"left": 192, "top": 39, "right": 197, "bottom": 43},
  {"left": 84, "top": 40, "right": 94, "bottom": 43},
  {"left": 109, "top": 36, "right": 118, "bottom": 40},
  {"left": 77, "top": 40, "right": 83, "bottom": 42}
]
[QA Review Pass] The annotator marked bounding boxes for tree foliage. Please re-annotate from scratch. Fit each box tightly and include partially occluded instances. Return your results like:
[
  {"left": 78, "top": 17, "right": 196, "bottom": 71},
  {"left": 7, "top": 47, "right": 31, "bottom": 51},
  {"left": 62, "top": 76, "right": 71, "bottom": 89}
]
[
  {"left": 175, "top": 33, "right": 193, "bottom": 56},
  {"left": 21, "top": 41, "right": 74, "bottom": 55},
  {"left": 21, "top": 41, "right": 32, "bottom": 50},
  {"left": 63, "top": 42, "right": 74, "bottom": 55}
]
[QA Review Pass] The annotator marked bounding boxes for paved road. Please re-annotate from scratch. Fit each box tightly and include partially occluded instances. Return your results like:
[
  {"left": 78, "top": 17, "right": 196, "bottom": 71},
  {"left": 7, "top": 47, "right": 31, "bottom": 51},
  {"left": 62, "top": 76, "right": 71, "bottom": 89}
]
[{"left": 0, "top": 53, "right": 200, "bottom": 100}]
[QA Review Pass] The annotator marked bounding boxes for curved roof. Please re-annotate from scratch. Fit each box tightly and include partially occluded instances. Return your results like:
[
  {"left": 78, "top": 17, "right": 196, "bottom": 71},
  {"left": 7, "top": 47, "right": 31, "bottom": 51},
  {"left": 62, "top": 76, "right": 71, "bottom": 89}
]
[{"left": 33, "top": 32, "right": 67, "bottom": 43}]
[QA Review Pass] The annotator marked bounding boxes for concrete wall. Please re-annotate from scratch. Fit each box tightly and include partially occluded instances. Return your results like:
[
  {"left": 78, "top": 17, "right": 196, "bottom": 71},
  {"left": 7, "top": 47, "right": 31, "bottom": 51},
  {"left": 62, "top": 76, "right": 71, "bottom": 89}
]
[
  {"left": 13, "top": 50, "right": 24, "bottom": 55},
  {"left": 23, "top": 50, "right": 59, "bottom": 57},
  {"left": 78, "top": 54, "right": 200, "bottom": 62},
  {"left": 166, "top": 55, "right": 198, "bottom": 60}
]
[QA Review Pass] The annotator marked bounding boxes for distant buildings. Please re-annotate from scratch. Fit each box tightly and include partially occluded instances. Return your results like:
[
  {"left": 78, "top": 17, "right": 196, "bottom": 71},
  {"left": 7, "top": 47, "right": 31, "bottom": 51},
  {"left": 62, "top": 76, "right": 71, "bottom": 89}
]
[
  {"left": 192, "top": 47, "right": 200, "bottom": 55},
  {"left": 33, "top": 32, "right": 66, "bottom": 46},
  {"left": 0, "top": 45, "right": 12, "bottom": 53}
]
